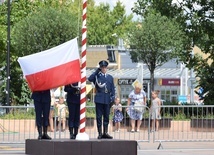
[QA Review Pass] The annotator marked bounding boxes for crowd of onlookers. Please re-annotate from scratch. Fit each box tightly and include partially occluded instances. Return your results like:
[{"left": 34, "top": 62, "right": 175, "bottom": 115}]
[{"left": 48, "top": 88, "right": 162, "bottom": 133}]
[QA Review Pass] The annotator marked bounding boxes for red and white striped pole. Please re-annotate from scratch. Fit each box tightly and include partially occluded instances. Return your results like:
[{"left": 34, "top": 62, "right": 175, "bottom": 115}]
[{"left": 76, "top": 0, "right": 89, "bottom": 140}]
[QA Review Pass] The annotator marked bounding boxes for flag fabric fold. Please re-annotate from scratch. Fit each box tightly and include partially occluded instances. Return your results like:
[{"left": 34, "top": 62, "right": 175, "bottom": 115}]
[{"left": 18, "top": 38, "right": 81, "bottom": 92}]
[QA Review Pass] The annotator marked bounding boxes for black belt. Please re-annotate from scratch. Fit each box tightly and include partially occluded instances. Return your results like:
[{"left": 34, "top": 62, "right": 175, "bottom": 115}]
[
  {"left": 72, "top": 90, "right": 80, "bottom": 95},
  {"left": 99, "top": 90, "right": 110, "bottom": 94}
]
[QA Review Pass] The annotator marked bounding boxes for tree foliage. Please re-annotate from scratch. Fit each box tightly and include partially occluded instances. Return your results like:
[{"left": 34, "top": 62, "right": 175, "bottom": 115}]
[
  {"left": 87, "top": 1, "right": 134, "bottom": 45},
  {"left": 0, "top": 0, "right": 43, "bottom": 105},
  {"left": 194, "top": 58, "right": 214, "bottom": 105},
  {"left": 132, "top": 0, "right": 213, "bottom": 54},
  {"left": 0, "top": 0, "right": 41, "bottom": 63},
  {"left": 129, "top": 11, "right": 185, "bottom": 91},
  {"left": 12, "top": 7, "right": 78, "bottom": 56},
  {"left": 132, "top": 0, "right": 214, "bottom": 104},
  {"left": 0, "top": 0, "right": 79, "bottom": 105}
]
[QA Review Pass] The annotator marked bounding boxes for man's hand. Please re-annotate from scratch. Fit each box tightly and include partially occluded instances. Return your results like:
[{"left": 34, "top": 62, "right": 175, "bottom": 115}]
[{"left": 95, "top": 68, "right": 101, "bottom": 74}]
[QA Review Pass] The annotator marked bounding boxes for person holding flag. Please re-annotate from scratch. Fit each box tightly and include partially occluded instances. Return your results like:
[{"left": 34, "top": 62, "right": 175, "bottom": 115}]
[
  {"left": 64, "top": 82, "right": 81, "bottom": 139},
  {"left": 17, "top": 38, "right": 81, "bottom": 140},
  {"left": 32, "top": 90, "right": 52, "bottom": 140}
]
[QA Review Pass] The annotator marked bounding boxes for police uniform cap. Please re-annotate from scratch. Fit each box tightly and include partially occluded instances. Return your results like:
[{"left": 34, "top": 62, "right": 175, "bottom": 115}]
[{"left": 99, "top": 60, "right": 108, "bottom": 67}]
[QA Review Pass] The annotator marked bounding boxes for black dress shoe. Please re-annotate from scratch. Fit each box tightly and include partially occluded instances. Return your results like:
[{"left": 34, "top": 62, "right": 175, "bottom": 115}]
[
  {"left": 102, "top": 133, "right": 113, "bottom": 139},
  {"left": 38, "top": 135, "right": 42, "bottom": 140},
  {"left": 97, "top": 134, "right": 102, "bottom": 139},
  {"left": 42, "top": 133, "right": 52, "bottom": 140}
]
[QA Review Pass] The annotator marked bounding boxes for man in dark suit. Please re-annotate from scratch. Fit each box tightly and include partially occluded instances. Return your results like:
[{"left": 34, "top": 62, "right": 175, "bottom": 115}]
[
  {"left": 64, "top": 82, "right": 80, "bottom": 139},
  {"left": 32, "top": 90, "right": 52, "bottom": 140},
  {"left": 88, "top": 60, "right": 115, "bottom": 139}
]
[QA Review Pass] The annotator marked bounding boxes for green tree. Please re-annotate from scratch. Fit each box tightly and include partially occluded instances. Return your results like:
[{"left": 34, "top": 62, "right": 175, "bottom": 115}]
[
  {"left": 87, "top": 1, "right": 134, "bottom": 45},
  {"left": 194, "top": 58, "right": 214, "bottom": 105},
  {"left": 110, "top": 1, "right": 135, "bottom": 45},
  {"left": 132, "top": 0, "right": 214, "bottom": 104},
  {"left": 132, "top": 0, "right": 213, "bottom": 61},
  {"left": 12, "top": 8, "right": 78, "bottom": 56},
  {"left": 0, "top": 0, "right": 79, "bottom": 105},
  {"left": 129, "top": 11, "right": 185, "bottom": 94},
  {"left": 11, "top": 7, "right": 78, "bottom": 104},
  {"left": 0, "top": 0, "right": 43, "bottom": 105}
]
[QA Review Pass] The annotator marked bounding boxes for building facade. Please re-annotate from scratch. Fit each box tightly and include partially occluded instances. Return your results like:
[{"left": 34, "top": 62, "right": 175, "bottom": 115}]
[{"left": 86, "top": 45, "right": 186, "bottom": 103}]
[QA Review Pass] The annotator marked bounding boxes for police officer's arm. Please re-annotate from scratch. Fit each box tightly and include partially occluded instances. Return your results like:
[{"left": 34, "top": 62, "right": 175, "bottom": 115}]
[
  {"left": 64, "top": 85, "right": 77, "bottom": 93},
  {"left": 88, "top": 68, "right": 101, "bottom": 84}
]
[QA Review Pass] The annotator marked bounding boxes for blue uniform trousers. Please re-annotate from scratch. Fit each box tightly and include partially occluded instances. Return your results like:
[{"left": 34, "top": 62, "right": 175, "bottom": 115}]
[
  {"left": 67, "top": 103, "right": 80, "bottom": 128},
  {"left": 34, "top": 100, "right": 50, "bottom": 127},
  {"left": 95, "top": 103, "right": 110, "bottom": 128}
]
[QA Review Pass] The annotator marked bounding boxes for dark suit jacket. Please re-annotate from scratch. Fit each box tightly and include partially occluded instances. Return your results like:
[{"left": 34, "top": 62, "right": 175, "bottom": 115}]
[{"left": 64, "top": 83, "right": 80, "bottom": 104}]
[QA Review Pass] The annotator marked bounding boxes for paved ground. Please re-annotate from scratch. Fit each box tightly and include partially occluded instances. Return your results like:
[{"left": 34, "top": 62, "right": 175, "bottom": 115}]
[
  {"left": 0, "top": 141, "right": 214, "bottom": 155},
  {"left": 137, "top": 141, "right": 214, "bottom": 155}
]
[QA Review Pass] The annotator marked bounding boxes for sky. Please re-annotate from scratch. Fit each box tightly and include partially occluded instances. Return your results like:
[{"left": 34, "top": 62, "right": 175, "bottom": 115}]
[{"left": 95, "top": 0, "right": 138, "bottom": 15}]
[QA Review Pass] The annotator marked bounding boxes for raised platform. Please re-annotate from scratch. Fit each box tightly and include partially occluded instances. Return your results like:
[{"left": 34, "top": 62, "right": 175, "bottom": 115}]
[{"left": 26, "top": 139, "right": 137, "bottom": 155}]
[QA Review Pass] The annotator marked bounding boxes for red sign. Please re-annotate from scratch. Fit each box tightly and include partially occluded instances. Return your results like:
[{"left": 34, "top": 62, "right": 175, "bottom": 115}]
[{"left": 159, "top": 79, "right": 180, "bottom": 86}]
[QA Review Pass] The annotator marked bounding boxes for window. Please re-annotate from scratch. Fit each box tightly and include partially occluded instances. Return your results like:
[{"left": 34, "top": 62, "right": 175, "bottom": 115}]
[
  {"left": 106, "top": 45, "right": 116, "bottom": 62},
  {"left": 171, "top": 90, "right": 177, "bottom": 95},
  {"left": 160, "top": 89, "right": 177, "bottom": 102}
]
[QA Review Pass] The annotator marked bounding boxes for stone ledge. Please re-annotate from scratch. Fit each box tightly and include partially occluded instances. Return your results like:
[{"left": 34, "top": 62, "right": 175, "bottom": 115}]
[{"left": 26, "top": 139, "right": 137, "bottom": 155}]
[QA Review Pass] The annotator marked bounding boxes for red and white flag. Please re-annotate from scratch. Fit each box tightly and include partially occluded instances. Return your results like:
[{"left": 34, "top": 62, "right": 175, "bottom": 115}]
[{"left": 18, "top": 38, "right": 81, "bottom": 92}]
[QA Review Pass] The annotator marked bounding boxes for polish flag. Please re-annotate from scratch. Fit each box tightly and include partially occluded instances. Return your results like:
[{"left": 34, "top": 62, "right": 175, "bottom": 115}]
[{"left": 18, "top": 38, "right": 81, "bottom": 92}]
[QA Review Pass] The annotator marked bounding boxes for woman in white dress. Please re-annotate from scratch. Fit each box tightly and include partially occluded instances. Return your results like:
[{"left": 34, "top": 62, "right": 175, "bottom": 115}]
[
  {"left": 126, "top": 83, "right": 146, "bottom": 132},
  {"left": 150, "top": 90, "right": 161, "bottom": 131}
]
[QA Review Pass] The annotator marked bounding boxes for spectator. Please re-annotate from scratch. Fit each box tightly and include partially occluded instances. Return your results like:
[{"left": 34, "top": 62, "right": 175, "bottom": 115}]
[
  {"left": 56, "top": 96, "right": 68, "bottom": 132},
  {"left": 112, "top": 97, "right": 123, "bottom": 132},
  {"left": 126, "top": 83, "right": 146, "bottom": 132},
  {"left": 150, "top": 90, "right": 161, "bottom": 132}
]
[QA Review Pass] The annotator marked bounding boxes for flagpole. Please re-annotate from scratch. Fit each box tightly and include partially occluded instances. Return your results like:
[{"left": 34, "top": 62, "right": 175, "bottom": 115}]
[{"left": 76, "top": 0, "right": 89, "bottom": 140}]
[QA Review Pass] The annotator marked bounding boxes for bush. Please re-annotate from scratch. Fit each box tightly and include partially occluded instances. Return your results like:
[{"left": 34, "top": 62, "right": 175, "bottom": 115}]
[
  {"left": 0, "top": 108, "right": 35, "bottom": 119},
  {"left": 86, "top": 102, "right": 95, "bottom": 118},
  {"left": 173, "top": 112, "right": 189, "bottom": 120}
]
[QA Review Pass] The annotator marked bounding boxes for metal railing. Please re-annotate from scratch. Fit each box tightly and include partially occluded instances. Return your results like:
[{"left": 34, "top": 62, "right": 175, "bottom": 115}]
[{"left": 0, "top": 105, "right": 214, "bottom": 145}]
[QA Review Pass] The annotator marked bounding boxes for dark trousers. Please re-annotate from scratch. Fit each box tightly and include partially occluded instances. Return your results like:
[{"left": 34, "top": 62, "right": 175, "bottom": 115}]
[
  {"left": 67, "top": 103, "right": 80, "bottom": 128},
  {"left": 34, "top": 100, "right": 50, "bottom": 127},
  {"left": 95, "top": 103, "right": 110, "bottom": 128}
]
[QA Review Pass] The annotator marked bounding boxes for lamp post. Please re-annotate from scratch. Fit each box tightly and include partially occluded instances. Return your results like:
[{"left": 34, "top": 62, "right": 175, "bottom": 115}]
[
  {"left": 189, "top": 49, "right": 196, "bottom": 103},
  {"left": 6, "top": 0, "right": 11, "bottom": 106},
  {"left": 137, "top": 63, "right": 144, "bottom": 84}
]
